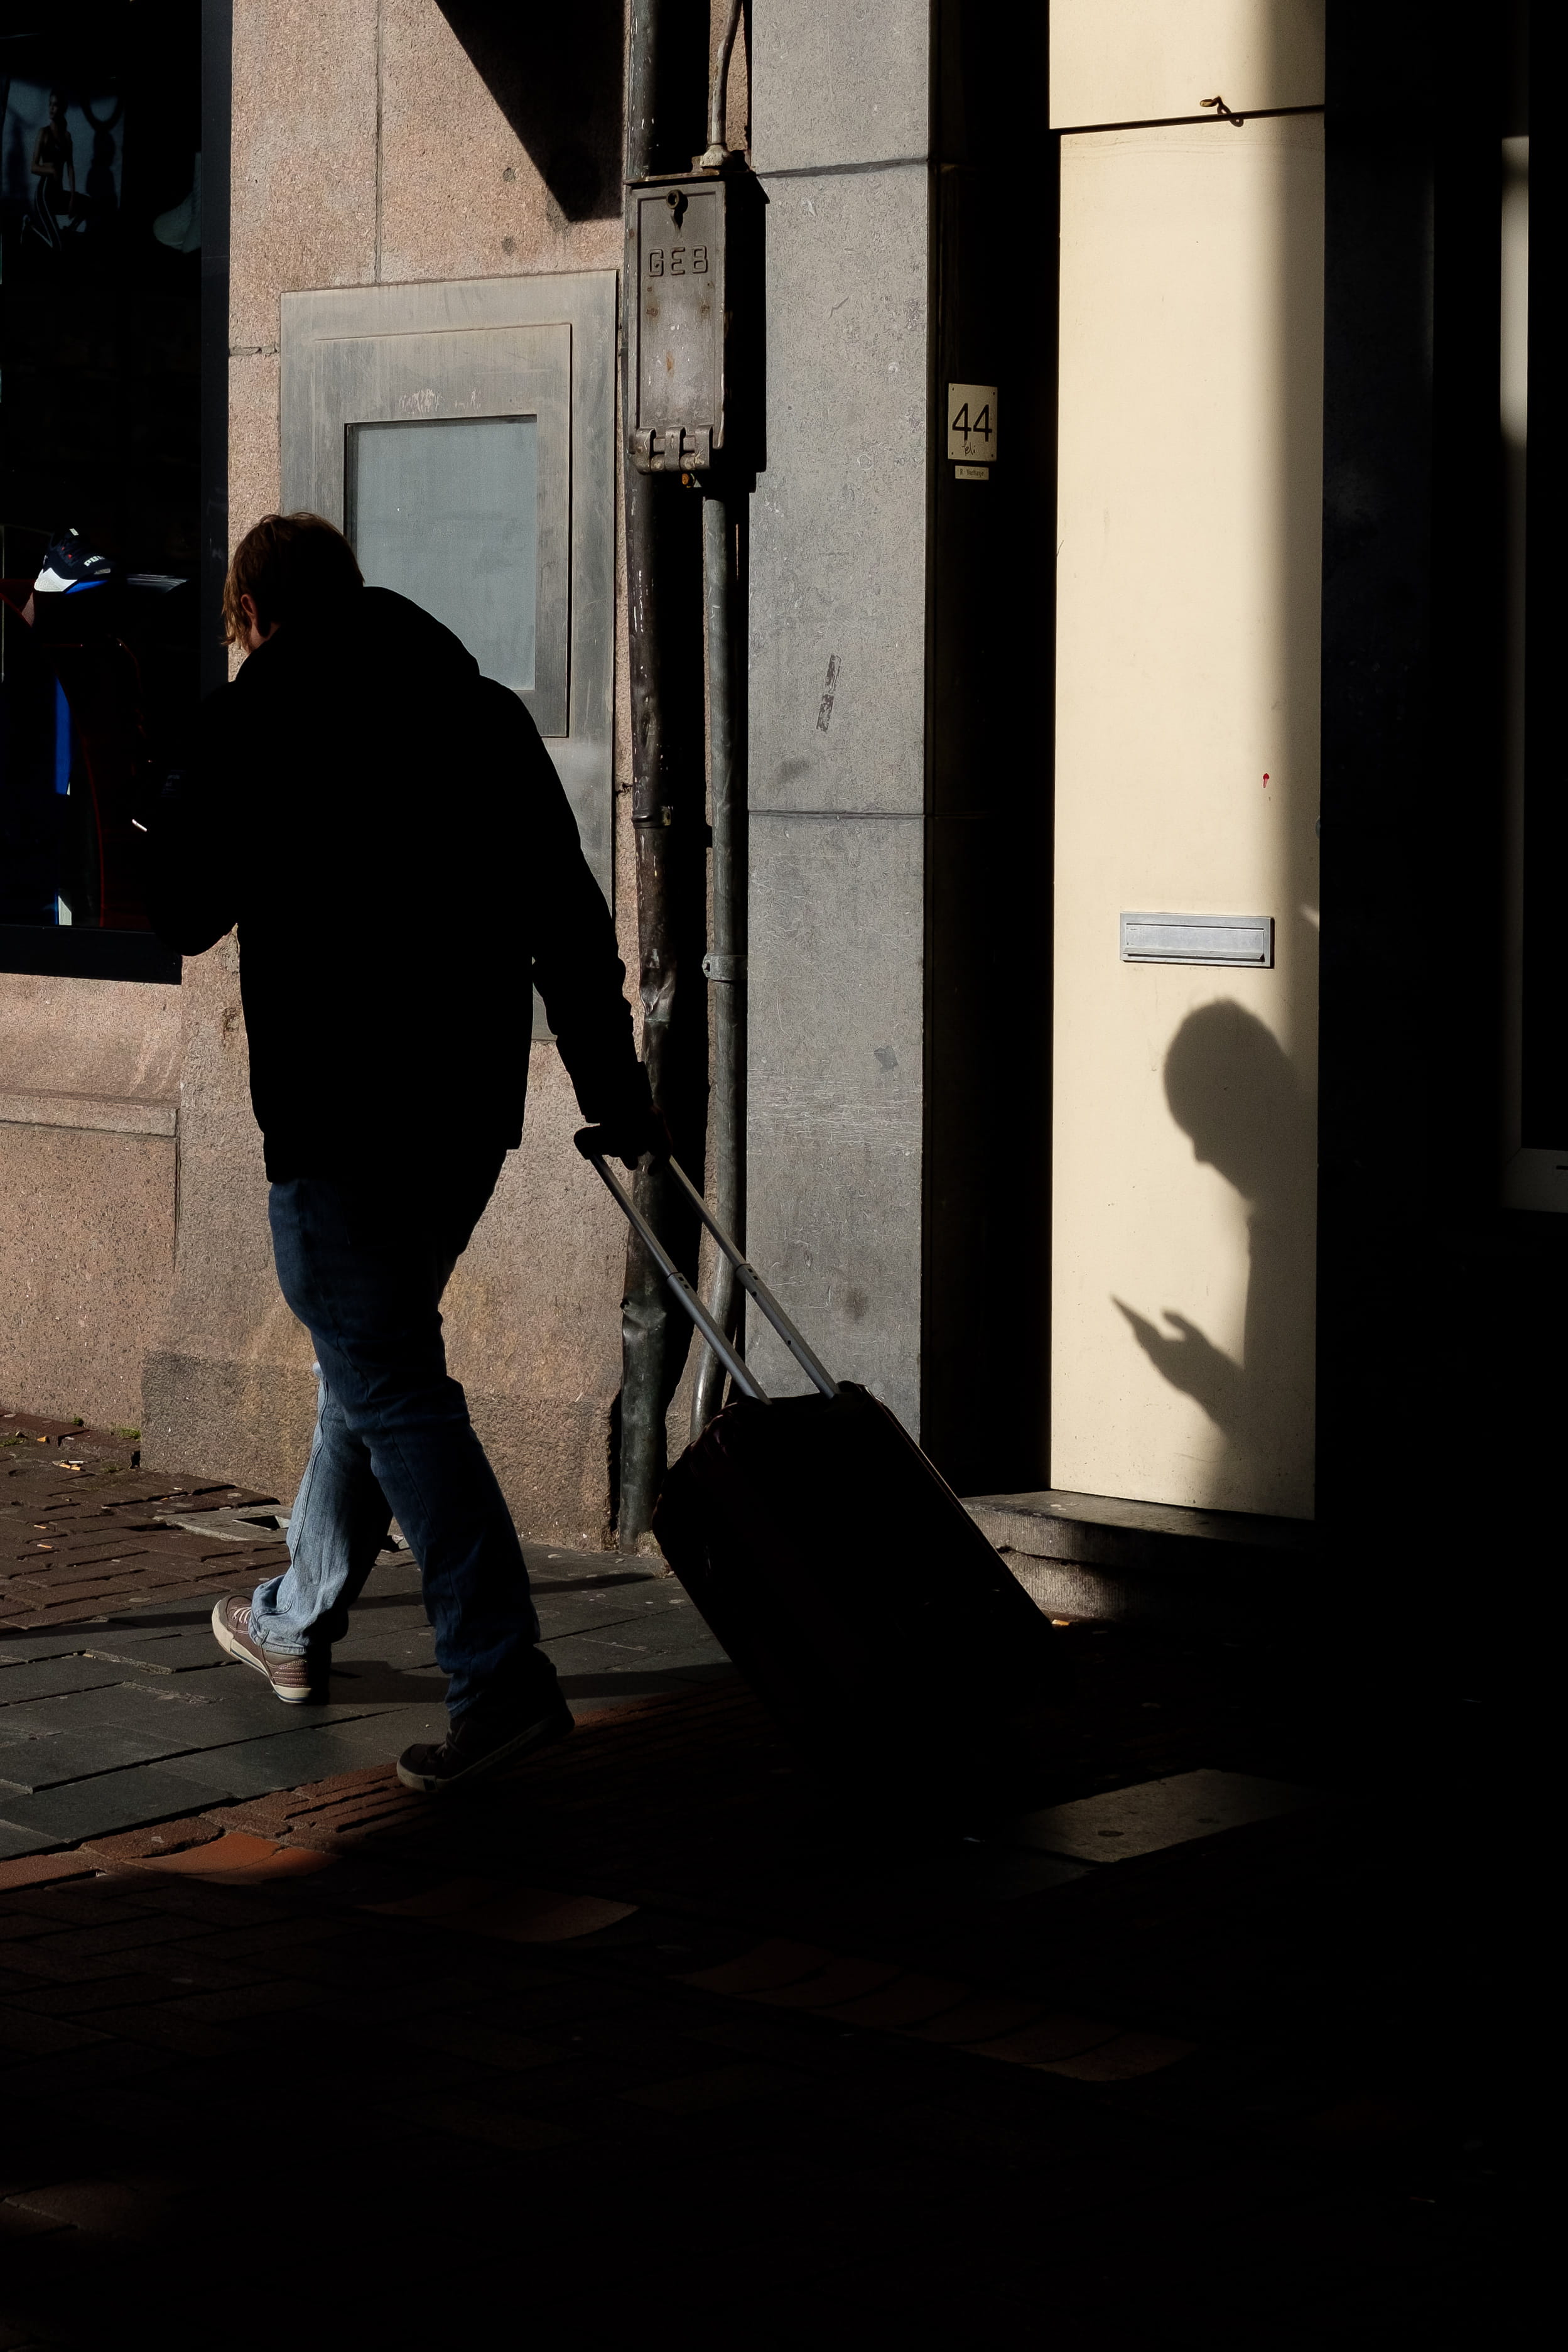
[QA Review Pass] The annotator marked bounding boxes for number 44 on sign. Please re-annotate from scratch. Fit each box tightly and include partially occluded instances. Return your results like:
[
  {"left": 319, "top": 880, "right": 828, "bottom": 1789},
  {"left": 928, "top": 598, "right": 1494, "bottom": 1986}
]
[{"left": 948, "top": 382, "right": 997, "bottom": 475}]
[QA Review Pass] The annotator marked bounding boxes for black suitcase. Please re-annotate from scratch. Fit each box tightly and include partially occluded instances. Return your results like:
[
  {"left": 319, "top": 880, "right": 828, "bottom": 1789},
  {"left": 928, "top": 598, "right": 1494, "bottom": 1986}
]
[{"left": 578, "top": 1132, "right": 1064, "bottom": 1806}]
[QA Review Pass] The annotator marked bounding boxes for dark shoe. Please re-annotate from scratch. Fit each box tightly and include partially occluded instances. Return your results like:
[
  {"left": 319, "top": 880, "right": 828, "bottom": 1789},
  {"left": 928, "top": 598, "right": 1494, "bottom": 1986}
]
[
  {"left": 396, "top": 1696, "right": 573, "bottom": 1795},
  {"left": 211, "top": 1595, "right": 313, "bottom": 1704}
]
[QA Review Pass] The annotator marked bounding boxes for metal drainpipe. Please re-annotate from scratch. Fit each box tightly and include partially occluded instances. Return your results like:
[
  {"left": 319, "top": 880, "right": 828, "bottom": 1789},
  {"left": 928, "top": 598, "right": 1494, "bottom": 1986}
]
[
  {"left": 691, "top": 490, "right": 745, "bottom": 1435},
  {"left": 617, "top": 0, "right": 705, "bottom": 1547},
  {"left": 619, "top": 476, "right": 676, "bottom": 1549}
]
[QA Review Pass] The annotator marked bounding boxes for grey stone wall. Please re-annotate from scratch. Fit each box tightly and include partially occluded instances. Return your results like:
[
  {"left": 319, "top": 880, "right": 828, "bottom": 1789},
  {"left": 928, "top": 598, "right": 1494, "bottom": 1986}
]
[{"left": 744, "top": 1, "right": 931, "bottom": 1431}]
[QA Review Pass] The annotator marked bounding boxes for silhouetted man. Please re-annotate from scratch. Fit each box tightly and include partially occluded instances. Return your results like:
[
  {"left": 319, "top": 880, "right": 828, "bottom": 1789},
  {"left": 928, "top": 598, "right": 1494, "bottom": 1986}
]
[{"left": 147, "top": 512, "right": 656, "bottom": 1792}]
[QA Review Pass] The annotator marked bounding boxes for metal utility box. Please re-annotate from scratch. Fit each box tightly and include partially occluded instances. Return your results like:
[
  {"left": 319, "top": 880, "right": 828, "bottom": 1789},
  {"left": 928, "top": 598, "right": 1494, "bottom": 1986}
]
[{"left": 625, "top": 170, "right": 761, "bottom": 477}]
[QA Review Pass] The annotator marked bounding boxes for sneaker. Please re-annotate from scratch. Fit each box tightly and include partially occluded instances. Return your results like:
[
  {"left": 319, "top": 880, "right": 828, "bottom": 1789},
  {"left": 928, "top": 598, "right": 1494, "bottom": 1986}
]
[
  {"left": 211, "top": 1594, "right": 313, "bottom": 1703},
  {"left": 34, "top": 526, "right": 117, "bottom": 596},
  {"left": 396, "top": 1693, "right": 573, "bottom": 1795}
]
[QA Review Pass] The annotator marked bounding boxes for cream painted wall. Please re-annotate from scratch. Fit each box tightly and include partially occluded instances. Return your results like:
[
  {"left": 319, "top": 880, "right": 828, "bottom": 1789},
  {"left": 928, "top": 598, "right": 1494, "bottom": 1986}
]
[
  {"left": 1051, "top": 112, "right": 1323, "bottom": 1519},
  {"left": 1051, "top": 0, "right": 1324, "bottom": 127}
]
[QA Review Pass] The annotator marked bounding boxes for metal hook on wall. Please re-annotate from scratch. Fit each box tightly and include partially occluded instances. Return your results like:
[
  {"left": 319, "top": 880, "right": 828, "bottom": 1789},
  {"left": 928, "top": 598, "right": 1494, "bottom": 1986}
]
[{"left": 1199, "top": 95, "right": 1247, "bottom": 127}]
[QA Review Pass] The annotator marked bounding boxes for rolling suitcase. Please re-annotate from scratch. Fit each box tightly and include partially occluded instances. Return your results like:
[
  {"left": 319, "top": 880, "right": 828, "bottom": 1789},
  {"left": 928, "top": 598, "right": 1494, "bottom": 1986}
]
[{"left": 578, "top": 1130, "right": 1064, "bottom": 1807}]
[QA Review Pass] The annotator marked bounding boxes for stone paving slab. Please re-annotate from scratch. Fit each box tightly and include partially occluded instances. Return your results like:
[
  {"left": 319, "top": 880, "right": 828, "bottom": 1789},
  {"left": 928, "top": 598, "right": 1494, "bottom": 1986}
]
[
  {"left": 3, "top": 1662, "right": 387, "bottom": 1741},
  {"left": 0, "top": 1676, "right": 409, "bottom": 1797},
  {"left": 0, "top": 1419, "right": 733, "bottom": 1855},
  {"left": 553, "top": 1660, "right": 738, "bottom": 1706},
  {"left": 0, "top": 1657, "right": 145, "bottom": 1705},
  {"left": 171, "top": 1707, "right": 455, "bottom": 1797},
  {"left": 0, "top": 1759, "right": 254, "bottom": 1850},
  {"left": 78, "top": 1625, "right": 254, "bottom": 1674},
  {"left": 534, "top": 1592, "right": 669, "bottom": 1640},
  {"left": 868, "top": 1845, "right": 1095, "bottom": 1903},
  {"left": 0, "top": 1703, "right": 212, "bottom": 1782},
  {"left": 988, "top": 1766, "right": 1321, "bottom": 1863},
  {"left": 0, "top": 1629, "right": 105, "bottom": 1666}
]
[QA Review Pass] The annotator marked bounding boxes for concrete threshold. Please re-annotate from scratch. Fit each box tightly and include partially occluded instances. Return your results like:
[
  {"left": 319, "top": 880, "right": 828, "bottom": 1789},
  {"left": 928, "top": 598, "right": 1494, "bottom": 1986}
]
[{"left": 964, "top": 1487, "right": 1314, "bottom": 1629}]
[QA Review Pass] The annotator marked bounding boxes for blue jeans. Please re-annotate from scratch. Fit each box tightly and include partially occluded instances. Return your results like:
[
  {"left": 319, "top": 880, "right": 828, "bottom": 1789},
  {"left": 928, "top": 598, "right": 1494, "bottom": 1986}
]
[{"left": 248, "top": 1153, "right": 549, "bottom": 1723}]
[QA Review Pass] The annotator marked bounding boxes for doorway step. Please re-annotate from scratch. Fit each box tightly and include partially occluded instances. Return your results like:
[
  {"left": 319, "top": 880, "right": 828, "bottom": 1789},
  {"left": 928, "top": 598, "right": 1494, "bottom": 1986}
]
[{"left": 963, "top": 1489, "right": 1314, "bottom": 1630}]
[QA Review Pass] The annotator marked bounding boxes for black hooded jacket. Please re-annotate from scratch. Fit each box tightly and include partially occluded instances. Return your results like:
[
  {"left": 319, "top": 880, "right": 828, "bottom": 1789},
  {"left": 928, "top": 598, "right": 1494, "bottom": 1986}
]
[{"left": 145, "top": 586, "right": 646, "bottom": 1181}]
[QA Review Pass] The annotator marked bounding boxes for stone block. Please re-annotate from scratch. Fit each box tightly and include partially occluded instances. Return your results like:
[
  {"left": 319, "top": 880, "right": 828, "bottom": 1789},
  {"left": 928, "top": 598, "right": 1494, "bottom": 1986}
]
[
  {"left": 377, "top": 0, "right": 622, "bottom": 286},
  {"left": 228, "top": 350, "right": 282, "bottom": 541},
  {"left": 229, "top": 0, "right": 377, "bottom": 350},
  {"left": 745, "top": 814, "right": 923, "bottom": 1429},
  {"left": 0, "top": 1125, "right": 175, "bottom": 1432},
  {"left": 752, "top": 0, "right": 931, "bottom": 175},
  {"left": 141, "top": 938, "right": 316, "bottom": 1501},
  {"left": 0, "top": 973, "right": 182, "bottom": 1100},
  {"left": 141, "top": 1347, "right": 316, "bottom": 1534},
  {"left": 749, "top": 167, "right": 929, "bottom": 816}
]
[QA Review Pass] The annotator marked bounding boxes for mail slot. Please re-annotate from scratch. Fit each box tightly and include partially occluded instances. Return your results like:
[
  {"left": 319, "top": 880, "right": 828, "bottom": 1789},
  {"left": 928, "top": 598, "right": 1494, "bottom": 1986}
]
[{"left": 1120, "top": 912, "right": 1274, "bottom": 967}]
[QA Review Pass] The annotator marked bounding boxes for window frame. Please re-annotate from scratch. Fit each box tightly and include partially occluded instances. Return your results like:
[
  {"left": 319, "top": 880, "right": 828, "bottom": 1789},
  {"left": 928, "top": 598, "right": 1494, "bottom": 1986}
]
[{"left": 280, "top": 272, "right": 617, "bottom": 910}]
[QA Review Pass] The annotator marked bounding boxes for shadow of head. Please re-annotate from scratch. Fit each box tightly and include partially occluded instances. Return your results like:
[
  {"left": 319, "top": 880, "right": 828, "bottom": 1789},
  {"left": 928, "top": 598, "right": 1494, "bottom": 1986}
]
[
  {"left": 1164, "top": 1000, "right": 1306, "bottom": 1206},
  {"left": 437, "top": 1, "right": 624, "bottom": 221}
]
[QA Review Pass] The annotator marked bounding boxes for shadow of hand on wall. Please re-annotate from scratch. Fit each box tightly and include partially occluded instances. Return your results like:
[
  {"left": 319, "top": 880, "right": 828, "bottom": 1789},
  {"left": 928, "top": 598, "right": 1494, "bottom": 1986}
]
[
  {"left": 1113, "top": 999, "right": 1315, "bottom": 1507},
  {"left": 1112, "top": 1301, "right": 1248, "bottom": 1426}
]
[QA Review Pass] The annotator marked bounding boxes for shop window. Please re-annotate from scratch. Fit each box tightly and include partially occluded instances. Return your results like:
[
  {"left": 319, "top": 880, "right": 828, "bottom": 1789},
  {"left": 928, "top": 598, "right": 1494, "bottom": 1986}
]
[{"left": 0, "top": 0, "right": 222, "bottom": 984}]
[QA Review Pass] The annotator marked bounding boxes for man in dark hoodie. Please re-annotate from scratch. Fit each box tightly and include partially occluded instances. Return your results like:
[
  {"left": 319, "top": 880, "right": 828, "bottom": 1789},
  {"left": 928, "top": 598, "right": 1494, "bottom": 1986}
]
[{"left": 146, "top": 512, "right": 657, "bottom": 1792}]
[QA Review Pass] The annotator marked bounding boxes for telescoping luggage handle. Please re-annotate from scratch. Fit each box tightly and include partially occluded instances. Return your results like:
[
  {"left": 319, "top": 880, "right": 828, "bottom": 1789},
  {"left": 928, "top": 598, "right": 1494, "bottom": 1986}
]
[{"left": 574, "top": 1130, "right": 838, "bottom": 1407}]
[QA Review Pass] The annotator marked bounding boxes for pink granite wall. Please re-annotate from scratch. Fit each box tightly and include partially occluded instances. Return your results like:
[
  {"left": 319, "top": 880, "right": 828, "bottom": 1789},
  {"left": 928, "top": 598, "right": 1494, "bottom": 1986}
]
[{"left": 144, "top": 1, "right": 649, "bottom": 1541}]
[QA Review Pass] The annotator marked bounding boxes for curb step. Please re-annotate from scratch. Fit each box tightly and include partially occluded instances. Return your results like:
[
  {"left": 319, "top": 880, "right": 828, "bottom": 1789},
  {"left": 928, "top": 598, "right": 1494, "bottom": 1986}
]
[{"left": 963, "top": 1488, "right": 1314, "bottom": 1627}]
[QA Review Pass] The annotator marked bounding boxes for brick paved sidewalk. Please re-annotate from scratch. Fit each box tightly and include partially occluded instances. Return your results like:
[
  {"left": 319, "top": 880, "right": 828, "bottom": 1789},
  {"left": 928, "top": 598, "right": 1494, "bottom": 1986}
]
[
  {"left": 1, "top": 1411, "right": 1498, "bottom": 2343},
  {"left": 2, "top": 1409, "right": 728, "bottom": 1858},
  {"left": 1, "top": 1408, "right": 284, "bottom": 1633}
]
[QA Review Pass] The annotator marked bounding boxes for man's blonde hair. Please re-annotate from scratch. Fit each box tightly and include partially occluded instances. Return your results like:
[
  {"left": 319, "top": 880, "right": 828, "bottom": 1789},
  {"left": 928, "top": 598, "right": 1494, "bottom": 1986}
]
[{"left": 222, "top": 511, "right": 364, "bottom": 644}]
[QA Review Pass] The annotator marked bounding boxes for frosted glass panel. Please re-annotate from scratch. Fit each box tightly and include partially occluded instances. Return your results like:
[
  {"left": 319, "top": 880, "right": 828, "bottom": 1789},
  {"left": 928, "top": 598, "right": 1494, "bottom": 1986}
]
[{"left": 349, "top": 416, "right": 538, "bottom": 692}]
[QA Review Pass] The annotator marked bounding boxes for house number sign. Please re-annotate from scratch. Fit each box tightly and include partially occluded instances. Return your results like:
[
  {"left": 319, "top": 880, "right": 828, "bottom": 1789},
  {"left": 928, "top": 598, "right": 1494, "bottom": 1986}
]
[{"left": 948, "top": 381, "right": 997, "bottom": 473}]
